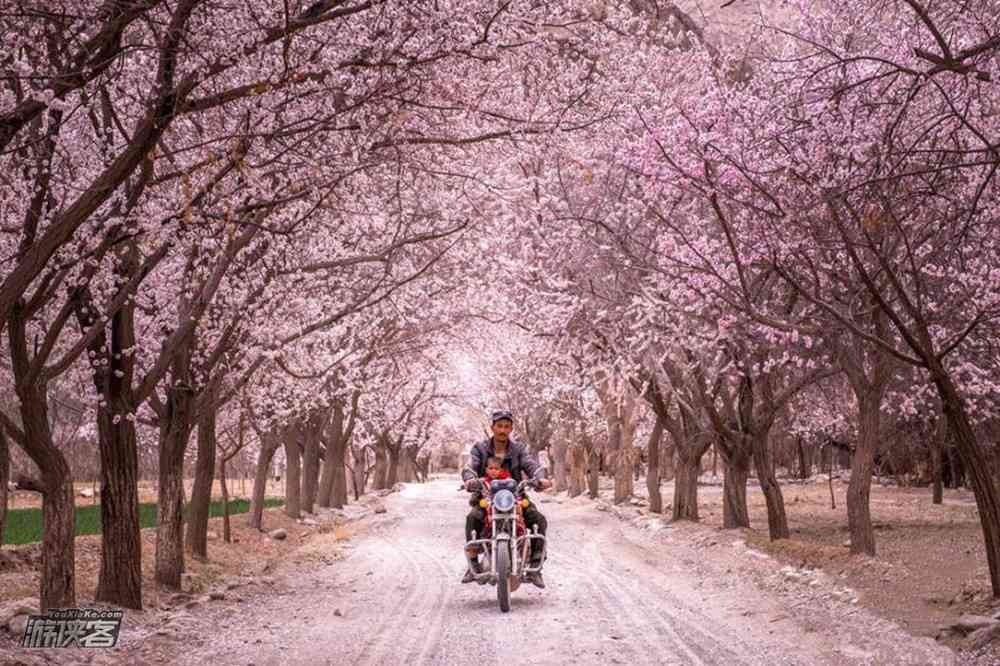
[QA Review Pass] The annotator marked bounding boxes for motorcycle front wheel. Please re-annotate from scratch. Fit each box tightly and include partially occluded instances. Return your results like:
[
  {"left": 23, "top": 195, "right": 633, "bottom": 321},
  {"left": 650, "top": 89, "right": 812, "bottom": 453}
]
[{"left": 496, "top": 543, "right": 511, "bottom": 613}]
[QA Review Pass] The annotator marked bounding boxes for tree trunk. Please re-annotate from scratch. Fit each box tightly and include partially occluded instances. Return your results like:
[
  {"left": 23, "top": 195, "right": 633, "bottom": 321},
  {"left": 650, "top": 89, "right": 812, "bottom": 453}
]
[
  {"left": 155, "top": 382, "right": 195, "bottom": 588},
  {"left": 319, "top": 415, "right": 349, "bottom": 509},
  {"left": 8, "top": 307, "right": 76, "bottom": 609},
  {"left": 42, "top": 477, "right": 77, "bottom": 611},
  {"left": 551, "top": 437, "right": 569, "bottom": 492},
  {"left": 613, "top": 445, "right": 633, "bottom": 505},
  {"left": 797, "top": 436, "right": 810, "bottom": 479},
  {"left": 249, "top": 434, "right": 280, "bottom": 530},
  {"left": 70, "top": 249, "right": 145, "bottom": 608},
  {"left": 350, "top": 444, "right": 366, "bottom": 500},
  {"left": 220, "top": 457, "right": 231, "bottom": 543},
  {"left": 673, "top": 451, "right": 701, "bottom": 521},
  {"left": 567, "top": 445, "right": 586, "bottom": 497},
  {"left": 587, "top": 449, "right": 600, "bottom": 499},
  {"left": 386, "top": 436, "right": 402, "bottom": 487},
  {"left": 847, "top": 393, "right": 879, "bottom": 555},
  {"left": 721, "top": 442, "right": 751, "bottom": 529},
  {"left": 284, "top": 432, "right": 302, "bottom": 520},
  {"left": 186, "top": 403, "right": 217, "bottom": 559},
  {"left": 932, "top": 370, "right": 1000, "bottom": 596},
  {"left": 0, "top": 428, "right": 8, "bottom": 547},
  {"left": 931, "top": 417, "right": 945, "bottom": 505},
  {"left": 646, "top": 418, "right": 663, "bottom": 514},
  {"left": 750, "top": 430, "right": 789, "bottom": 540},
  {"left": 318, "top": 404, "right": 343, "bottom": 508},
  {"left": 946, "top": 445, "right": 964, "bottom": 489},
  {"left": 94, "top": 401, "right": 142, "bottom": 608},
  {"left": 301, "top": 416, "right": 321, "bottom": 514},
  {"left": 331, "top": 436, "right": 349, "bottom": 507},
  {"left": 373, "top": 438, "right": 389, "bottom": 490},
  {"left": 415, "top": 453, "right": 430, "bottom": 482},
  {"left": 659, "top": 440, "right": 675, "bottom": 483}
]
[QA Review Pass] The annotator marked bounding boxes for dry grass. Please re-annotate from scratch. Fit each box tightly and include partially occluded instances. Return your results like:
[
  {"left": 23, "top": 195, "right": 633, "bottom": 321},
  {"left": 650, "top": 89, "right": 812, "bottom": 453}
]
[{"left": 627, "top": 473, "right": 996, "bottom": 641}]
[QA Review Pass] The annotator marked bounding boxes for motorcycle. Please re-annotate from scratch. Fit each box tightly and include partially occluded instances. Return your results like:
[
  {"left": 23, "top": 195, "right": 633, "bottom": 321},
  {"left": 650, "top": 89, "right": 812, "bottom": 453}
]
[{"left": 464, "top": 478, "right": 547, "bottom": 612}]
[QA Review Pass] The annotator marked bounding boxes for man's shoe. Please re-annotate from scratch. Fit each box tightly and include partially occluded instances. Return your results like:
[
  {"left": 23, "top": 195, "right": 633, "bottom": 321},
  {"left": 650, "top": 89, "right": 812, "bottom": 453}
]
[
  {"left": 526, "top": 570, "right": 546, "bottom": 589},
  {"left": 461, "top": 557, "right": 483, "bottom": 584}
]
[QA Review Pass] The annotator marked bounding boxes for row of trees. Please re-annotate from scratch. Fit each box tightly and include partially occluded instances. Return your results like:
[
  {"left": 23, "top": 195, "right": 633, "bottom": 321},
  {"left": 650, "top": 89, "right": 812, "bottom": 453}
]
[
  {"left": 454, "top": 0, "right": 1000, "bottom": 597},
  {"left": 2, "top": 0, "right": 998, "bottom": 616},
  {"left": 0, "top": 0, "right": 630, "bottom": 611}
]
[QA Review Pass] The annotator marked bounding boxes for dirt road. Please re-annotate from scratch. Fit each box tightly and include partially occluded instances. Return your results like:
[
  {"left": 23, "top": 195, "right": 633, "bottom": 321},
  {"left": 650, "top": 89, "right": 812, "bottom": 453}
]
[{"left": 93, "top": 479, "right": 955, "bottom": 665}]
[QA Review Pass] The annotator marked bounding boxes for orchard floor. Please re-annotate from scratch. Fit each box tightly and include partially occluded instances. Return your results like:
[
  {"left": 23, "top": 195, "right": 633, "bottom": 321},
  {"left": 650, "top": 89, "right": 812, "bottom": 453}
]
[
  {"left": 645, "top": 472, "right": 998, "bottom": 649},
  {"left": 2, "top": 477, "right": 971, "bottom": 666}
]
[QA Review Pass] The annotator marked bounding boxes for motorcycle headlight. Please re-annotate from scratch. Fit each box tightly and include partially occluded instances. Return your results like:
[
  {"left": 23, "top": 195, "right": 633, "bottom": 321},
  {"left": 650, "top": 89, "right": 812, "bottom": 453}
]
[{"left": 493, "top": 489, "right": 516, "bottom": 512}]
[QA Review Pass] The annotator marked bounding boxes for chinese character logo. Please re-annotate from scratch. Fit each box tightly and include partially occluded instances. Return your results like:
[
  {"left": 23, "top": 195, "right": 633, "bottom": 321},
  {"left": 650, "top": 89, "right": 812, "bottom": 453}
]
[{"left": 21, "top": 608, "right": 123, "bottom": 648}]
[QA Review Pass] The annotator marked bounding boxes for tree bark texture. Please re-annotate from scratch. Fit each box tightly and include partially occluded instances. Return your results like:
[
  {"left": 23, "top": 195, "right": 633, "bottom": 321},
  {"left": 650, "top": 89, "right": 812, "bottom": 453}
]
[
  {"left": 551, "top": 436, "right": 569, "bottom": 493},
  {"left": 797, "top": 437, "right": 811, "bottom": 479},
  {"left": 931, "top": 417, "right": 945, "bottom": 505},
  {"left": 186, "top": 403, "right": 218, "bottom": 559},
  {"left": 249, "top": 432, "right": 280, "bottom": 530},
  {"left": 219, "top": 457, "right": 232, "bottom": 543},
  {"left": 155, "top": 380, "right": 195, "bottom": 589},
  {"left": 350, "top": 444, "right": 367, "bottom": 500},
  {"left": 932, "top": 369, "right": 1000, "bottom": 597},
  {"left": 847, "top": 393, "right": 880, "bottom": 555},
  {"left": 567, "top": 445, "right": 587, "bottom": 498},
  {"left": 646, "top": 418, "right": 664, "bottom": 514},
  {"left": 587, "top": 449, "right": 600, "bottom": 499},
  {"left": 284, "top": 430, "right": 302, "bottom": 520},
  {"left": 0, "top": 428, "right": 8, "bottom": 548},
  {"left": 94, "top": 402, "right": 142, "bottom": 607},
  {"left": 373, "top": 436, "right": 389, "bottom": 490},
  {"left": 721, "top": 441, "right": 751, "bottom": 529},
  {"left": 92, "top": 290, "right": 143, "bottom": 608},
  {"left": 41, "top": 478, "right": 76, "bottom": 612},
  {"left": 386, "top": 435, "right": 402, "bottom": 487},
  {"left": 300, "top": 415, "right": 322, "bottom": 514},
  {"left": 8, "top": 305, "right": 76, "bottom": 609},
  {"left": 318, "top": 403, "right": 343, "bottom": 508},
  {"left": 750, "top": 430, "right": 789, "bottom": 540},
  {"left": 717, "top": 435, "right": 751, "bottom": 529},
  {"left": 673, "top": 451, "right": 701, "bottom": 521}
]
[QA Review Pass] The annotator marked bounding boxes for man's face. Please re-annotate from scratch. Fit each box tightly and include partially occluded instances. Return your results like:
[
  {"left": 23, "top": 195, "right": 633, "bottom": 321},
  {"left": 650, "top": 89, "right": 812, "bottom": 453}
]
[{"left": 491, "top": 419, "right": 513, "bottom": 443}]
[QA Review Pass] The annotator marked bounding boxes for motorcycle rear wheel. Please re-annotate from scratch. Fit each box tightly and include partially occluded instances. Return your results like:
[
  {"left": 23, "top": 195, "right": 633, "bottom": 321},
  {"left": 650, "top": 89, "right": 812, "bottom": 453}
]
[{"left": 496, "top": 544, "right": 511, "bottom": 613}]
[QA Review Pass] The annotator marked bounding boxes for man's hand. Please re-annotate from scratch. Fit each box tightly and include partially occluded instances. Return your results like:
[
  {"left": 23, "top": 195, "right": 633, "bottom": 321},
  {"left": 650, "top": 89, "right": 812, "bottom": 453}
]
[
  {"left": 535, "top": 478, "right": 553, "bottom": 491},
  {"left": 464, "top": 479, "right": 482, "bottom": 492}
]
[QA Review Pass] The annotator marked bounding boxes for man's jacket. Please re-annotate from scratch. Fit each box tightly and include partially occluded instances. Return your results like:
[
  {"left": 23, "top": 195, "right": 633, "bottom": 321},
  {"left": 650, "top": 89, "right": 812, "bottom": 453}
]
[{"left": 462, "top": 438, "right": 544, "bottom": 484}]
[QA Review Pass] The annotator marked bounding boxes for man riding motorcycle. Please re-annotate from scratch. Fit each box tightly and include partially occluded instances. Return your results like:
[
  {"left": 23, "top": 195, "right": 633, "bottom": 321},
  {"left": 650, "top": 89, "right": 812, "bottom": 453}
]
[{"left": 461, "top": 409, "right": 552, "bottom": 588}]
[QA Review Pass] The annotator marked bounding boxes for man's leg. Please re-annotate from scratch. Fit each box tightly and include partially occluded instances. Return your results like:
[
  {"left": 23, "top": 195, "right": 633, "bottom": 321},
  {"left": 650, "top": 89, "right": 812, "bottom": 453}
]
[
  {"left": 522, "top": 504, "right": 548, "bottom": 588},
  {"left": 522, "top": 504, "right": 548, "bottom": 560},
  {"left": 462, "top": 507, "right": 486, "bottom": 583}
]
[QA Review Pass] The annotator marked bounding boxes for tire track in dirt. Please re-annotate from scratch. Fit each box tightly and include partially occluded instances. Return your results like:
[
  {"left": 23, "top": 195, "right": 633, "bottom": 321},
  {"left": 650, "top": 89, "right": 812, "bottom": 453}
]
[
  {"left": 409, "top": 537, "right": 459, "bottom": 665},
  {"left": 547, "top": 554, "right": 657, "bottom": 664},
  {"left": 551, "top": 508, "right": 748, "bottom": 665},
  {"left": 552, "top": 541, "right": 718, "bottom": 666},
  {"left": 590, "top": 531, "right": 760, "bottom": 664},
  {"left": 547, "top": 551, "right": 694, "bottom": 665},
  {"left": 351, "top": 537, "right": 428, "bottom": 665},
  {"left": 580, "top": 539, "right": 723, "bottom": 665}
]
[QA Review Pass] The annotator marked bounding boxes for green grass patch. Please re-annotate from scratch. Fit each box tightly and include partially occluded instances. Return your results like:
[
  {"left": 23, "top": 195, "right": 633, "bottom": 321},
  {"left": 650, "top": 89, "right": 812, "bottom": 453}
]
[{"left": 2, "top": 498, "right": 284, "bottom": 546}]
